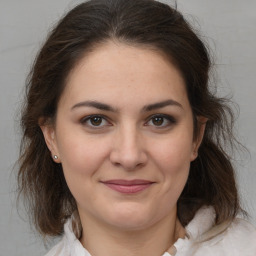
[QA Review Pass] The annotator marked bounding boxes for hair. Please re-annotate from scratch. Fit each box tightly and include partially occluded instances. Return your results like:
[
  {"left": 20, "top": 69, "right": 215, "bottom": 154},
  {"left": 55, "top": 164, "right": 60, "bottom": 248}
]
[{"left": 18, "top": 0, "right": 242, "bottom": 237}]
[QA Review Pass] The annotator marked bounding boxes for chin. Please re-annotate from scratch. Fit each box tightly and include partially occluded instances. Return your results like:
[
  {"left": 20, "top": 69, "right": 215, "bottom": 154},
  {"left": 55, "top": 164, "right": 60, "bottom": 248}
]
[{"left": 103, "top": 204, "right": 157, "bottom": 231}]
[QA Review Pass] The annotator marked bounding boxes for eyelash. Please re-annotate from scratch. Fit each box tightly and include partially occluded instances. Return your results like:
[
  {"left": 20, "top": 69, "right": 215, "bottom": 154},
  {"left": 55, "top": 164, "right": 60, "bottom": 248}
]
[
  {"left": 80, "top": 115, "right": 111, "bottom": 129},
  {"left": 80, "top": 114, "right": 177, "bottom": 129},
  {"left": 145, "top": 114, "right": 177, "bottom": 128}
]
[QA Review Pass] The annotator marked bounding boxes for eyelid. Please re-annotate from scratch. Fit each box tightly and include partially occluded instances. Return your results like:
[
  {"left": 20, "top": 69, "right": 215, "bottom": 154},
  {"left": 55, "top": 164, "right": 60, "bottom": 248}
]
[
  {"left": 80, "top": 114, "right": 112, "bottom": 128},
  {"left": 79, "top": 113, "right": 177, "bottom": 129},
  {"left": 145, "top": 114, "right": 177, "bottom": 128}
]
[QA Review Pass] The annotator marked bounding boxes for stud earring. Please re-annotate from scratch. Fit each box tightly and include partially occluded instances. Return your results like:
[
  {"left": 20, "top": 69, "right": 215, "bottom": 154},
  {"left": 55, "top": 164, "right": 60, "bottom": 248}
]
[{"left": 53, "top": 155, "right": 58, "bottom": 160}]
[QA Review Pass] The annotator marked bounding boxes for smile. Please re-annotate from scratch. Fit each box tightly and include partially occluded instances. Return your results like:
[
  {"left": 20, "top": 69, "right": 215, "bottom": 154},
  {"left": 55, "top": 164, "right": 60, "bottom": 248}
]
[{"left": 100, "top": 179, "right": 155, "bottom": 194}]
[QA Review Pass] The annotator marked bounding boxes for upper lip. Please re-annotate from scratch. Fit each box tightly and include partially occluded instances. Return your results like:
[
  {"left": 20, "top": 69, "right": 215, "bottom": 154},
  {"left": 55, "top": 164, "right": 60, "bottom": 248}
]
[{"left": 101, "top": 179, "right": 155, "bottom": 185}]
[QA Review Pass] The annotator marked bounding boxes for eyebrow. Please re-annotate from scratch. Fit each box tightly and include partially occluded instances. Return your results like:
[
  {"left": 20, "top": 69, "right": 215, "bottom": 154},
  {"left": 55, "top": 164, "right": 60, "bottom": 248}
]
[
  {"left": 71, "top": 101, "right": 117, "bottom": 112},
  {"left": 71, "top": 99, "right": 183, "bottom": 112},
  {"left": 142, "top": 99, "right": 183, "bottom": 112}
]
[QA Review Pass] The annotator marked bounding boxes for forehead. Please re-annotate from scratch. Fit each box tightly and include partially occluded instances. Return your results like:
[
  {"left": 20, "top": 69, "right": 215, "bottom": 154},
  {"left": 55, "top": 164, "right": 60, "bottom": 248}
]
[{"left": 60, "top": 41, "right": 189, "bottom": 110}]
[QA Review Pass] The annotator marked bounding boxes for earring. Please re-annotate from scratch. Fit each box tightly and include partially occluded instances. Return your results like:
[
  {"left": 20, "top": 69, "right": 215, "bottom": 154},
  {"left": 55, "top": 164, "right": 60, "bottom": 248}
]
[{"left": 53, "top": 155, "right": 58, "bottom": 160}]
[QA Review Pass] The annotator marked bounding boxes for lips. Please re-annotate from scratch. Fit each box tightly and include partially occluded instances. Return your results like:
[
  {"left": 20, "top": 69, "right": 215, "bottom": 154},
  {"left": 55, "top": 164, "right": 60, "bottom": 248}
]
[{"left": 101, "top": 179, "right": 155, "bottom": 194}]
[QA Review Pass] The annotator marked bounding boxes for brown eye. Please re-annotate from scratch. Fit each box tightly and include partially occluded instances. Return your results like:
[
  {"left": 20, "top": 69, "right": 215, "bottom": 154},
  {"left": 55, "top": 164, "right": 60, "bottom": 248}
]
[
  {"left": 81, "top": 115, "right": 110, "bottom": 128},
  {"left": 152, "top": 117, "right": 164, "bottom": 126},
  {"left": 90, "top": 116, "right": 103, "bottom": 126},
  {"left": 146, "top": 114, "right": 176, "bottom": 128}
]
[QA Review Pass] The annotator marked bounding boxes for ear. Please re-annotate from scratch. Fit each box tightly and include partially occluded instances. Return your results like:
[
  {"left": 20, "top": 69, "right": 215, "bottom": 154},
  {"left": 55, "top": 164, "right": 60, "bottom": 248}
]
[
  {"left": 190, "top": 116, "right": 207, "bottom": 161},
  {"left": 40, "top": 120, "right": 61, "bottom": 163}
]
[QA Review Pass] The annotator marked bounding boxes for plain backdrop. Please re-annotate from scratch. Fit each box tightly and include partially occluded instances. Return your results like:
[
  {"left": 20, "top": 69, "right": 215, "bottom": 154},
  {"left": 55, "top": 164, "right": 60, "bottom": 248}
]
[{"left": 0, "top": 0, "right": 255, "bottom": 255}]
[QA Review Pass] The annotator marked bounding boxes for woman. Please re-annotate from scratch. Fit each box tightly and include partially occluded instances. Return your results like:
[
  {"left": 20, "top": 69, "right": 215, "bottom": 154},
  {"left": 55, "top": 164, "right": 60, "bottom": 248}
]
[{"left": 18, "top": 0, "right": 256, "bottom": 255}]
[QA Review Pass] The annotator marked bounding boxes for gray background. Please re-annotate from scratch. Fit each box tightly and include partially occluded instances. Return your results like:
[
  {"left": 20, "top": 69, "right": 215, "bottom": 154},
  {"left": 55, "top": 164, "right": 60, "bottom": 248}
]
[{"left": 0, "top": 0, "right": 255, "bottom": 255}]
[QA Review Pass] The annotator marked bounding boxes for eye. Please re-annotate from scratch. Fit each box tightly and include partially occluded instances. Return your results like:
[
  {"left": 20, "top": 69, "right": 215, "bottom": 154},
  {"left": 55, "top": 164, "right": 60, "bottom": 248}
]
[
  {"left": 80, "top": 115, "right": 111, "bottom": 128},
  {"left": 146, "top": 114, "right": 176, "bottom": 128}
]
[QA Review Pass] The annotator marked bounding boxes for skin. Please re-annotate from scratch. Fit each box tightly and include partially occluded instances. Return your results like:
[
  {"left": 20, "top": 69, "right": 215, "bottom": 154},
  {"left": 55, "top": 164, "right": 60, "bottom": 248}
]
[{"left": 41, "top": 41, "right": 206, "bottom": 256}]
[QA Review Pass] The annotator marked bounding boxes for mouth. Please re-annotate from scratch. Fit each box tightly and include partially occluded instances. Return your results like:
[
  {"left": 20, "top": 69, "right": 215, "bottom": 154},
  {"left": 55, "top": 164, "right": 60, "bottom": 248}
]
[{"left": 100, "top": 179, "right": 155, "bottom": 194}]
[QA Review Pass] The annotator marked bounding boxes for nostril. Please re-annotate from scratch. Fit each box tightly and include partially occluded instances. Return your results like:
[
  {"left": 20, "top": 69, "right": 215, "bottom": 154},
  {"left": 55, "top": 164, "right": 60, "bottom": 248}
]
[
  {"left": 109, "top": 149, "right": 147, "bottom": 171},
  {"left": 109, "top": 128, "right": 148, "bottom": 170}
]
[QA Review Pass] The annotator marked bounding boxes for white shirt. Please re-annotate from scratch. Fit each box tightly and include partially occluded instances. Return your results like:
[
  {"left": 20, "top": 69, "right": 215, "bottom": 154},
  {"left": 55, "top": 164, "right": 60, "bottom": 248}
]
[{"left": 45, "top": 207, "right": 256, "bottom": 256}]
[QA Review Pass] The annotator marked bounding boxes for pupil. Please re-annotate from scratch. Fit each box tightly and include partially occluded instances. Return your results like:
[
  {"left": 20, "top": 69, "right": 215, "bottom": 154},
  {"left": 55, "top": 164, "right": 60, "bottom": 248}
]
[
  {"left": 153, "top": 117, "right": 163, "bottom": 126},
  {"left": 91, "top": 117, "right": 102, "bottom": 126}
]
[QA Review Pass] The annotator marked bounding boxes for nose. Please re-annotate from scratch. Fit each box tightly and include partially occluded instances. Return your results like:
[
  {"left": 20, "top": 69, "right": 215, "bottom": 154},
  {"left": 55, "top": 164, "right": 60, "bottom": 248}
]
[{"left": 109, "top": 125, "right": 148, "bottom": 171}]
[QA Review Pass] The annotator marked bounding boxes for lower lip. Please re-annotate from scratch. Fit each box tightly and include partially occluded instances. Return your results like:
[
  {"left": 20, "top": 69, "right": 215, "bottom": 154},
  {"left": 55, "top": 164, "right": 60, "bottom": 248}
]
[{"left": 103, "top": 183, "right": 153, "bottom": 194}]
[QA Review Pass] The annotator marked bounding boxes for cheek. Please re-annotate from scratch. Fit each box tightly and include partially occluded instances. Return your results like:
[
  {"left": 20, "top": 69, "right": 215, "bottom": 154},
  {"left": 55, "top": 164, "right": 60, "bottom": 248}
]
[
  {"left": 150, "top": 129, "right": 194, "bottom": 197},
  {"left": 56, "top": 133, "right": 111, "bottom": 207},
  {"left": 154, "top": 132, "right": 194, "bottom": 170},
  {"left": 56, "top": 129, "right": 110, "bottom": 181}
]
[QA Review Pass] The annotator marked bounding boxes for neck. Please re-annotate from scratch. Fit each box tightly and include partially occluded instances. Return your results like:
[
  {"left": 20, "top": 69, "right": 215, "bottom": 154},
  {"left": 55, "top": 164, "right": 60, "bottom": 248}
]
[{"left": 79, "top": 211, "right": 185, "bottom": 256}]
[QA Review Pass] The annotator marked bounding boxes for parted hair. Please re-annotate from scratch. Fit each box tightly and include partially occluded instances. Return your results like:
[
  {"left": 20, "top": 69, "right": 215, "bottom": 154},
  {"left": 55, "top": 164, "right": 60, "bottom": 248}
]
[{"left": 18, "top": 0, "right": 242, "bottom": 237}]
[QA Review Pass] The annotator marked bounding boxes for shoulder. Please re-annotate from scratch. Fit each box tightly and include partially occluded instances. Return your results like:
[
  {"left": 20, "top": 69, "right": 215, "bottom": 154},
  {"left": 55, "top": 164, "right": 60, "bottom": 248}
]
[
  {"left": 228, "top": 217, "right": 256, "bottom": 234},
  {"left": 176, "top": 207, "right": 256, "bottom": 255},
  {"left": 197, "top": 218, "right": 256, "bottom": 256},
  {"left": 224, "top": 218, "right": 256, "bottom": 250},
  {"left": 44, "top": 238, "right": 66, "bottom": 256},
  {"left": 43, "top": 217, "right": 90, "bottom": 256},
  {"left": 43, "top": 219, "right": 72, "bottom": 256}
]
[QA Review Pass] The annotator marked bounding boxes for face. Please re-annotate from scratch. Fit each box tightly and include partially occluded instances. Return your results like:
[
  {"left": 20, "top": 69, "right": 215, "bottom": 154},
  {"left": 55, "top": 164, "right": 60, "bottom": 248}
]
[{"left": 42, "top": 41, "right": 205, "bottom": 231}]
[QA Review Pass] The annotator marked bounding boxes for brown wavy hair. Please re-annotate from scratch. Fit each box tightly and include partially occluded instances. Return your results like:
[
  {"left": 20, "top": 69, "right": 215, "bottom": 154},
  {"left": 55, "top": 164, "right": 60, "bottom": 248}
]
[{"left": 18, "top": 0, "right": 242, "bottom": 237}]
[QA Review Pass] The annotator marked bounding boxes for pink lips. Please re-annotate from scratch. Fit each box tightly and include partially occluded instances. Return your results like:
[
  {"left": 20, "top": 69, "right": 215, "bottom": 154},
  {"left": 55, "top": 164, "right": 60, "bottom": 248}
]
[{"left": 101, "top": 179, "right": 154, "bottom": 194}]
